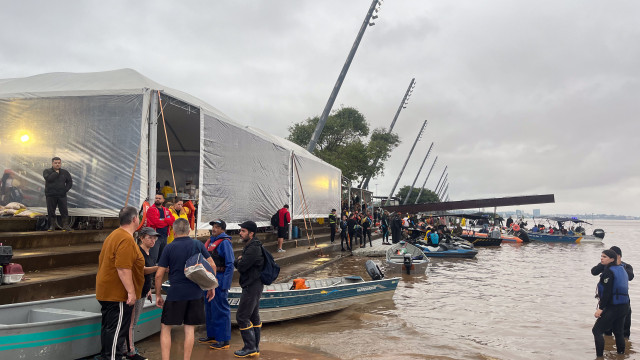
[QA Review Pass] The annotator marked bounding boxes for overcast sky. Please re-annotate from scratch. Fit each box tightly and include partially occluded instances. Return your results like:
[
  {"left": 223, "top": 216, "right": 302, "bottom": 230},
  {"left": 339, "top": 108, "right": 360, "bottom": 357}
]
[{"left": 1, "top": 1, "right": 639, "bottom": 216}]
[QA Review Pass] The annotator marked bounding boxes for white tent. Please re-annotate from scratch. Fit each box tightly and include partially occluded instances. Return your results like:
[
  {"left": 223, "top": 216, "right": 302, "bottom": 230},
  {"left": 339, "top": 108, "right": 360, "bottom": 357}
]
[{"left": 0, "top": 69, "right": 341, "bottom": 229}]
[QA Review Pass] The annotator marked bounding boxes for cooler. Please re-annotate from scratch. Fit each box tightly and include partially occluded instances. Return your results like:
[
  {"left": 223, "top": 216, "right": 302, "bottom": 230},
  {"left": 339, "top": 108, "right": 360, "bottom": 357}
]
[{"left": 2, "top": 263, "right": 24, "bottom": 284}]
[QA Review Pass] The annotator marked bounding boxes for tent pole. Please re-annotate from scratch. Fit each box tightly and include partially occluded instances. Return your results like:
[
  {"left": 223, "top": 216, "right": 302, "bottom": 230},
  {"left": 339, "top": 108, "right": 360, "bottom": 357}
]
[
  {"left": 148, "top": 91, "right": 158, "bottom": 200},
  {"left": 157, "top": 91, "right": 177, "bottom": 194},
  {"left": 289, "top": 152, "right": 294, "bottom": 244}
]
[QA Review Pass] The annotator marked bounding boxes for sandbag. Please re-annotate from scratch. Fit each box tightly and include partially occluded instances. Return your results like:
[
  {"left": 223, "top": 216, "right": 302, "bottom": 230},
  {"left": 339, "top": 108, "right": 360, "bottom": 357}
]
[{"left": 4, "top": 202, "right": 26, "bottom": 210}]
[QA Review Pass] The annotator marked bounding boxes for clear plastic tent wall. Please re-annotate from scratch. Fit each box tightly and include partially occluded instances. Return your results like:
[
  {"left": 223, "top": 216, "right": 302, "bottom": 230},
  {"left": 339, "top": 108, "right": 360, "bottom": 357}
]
[
  {"left": 0, "top": 95, "right": 147, "bottom": 216},
  {"left": 0, "top": 69, "right": 341, "bottom": 226}
]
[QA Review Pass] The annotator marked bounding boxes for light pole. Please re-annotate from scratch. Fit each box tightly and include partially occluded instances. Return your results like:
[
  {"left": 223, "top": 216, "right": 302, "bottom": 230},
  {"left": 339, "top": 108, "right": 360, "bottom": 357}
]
[
  {"left": 307, "top": 0, "right": 384, "bottom": 153},
  {"left": 415, "top": 156, "right": 437, "bottom": 204},
  {"left": 403, "top": 142, "right": 433, "bottom": 205},
  {"left": 385, "top": 120, "right": 427, "bottom": 205},
  {"left": 361, "top": 77, "right": 416, "bottom": 189}
]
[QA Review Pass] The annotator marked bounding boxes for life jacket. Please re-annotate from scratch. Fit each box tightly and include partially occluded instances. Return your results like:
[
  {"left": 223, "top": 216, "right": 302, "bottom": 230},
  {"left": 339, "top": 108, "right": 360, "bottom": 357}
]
[
  {"left": 292, "top": 278, "right": 309, "bottom": 290},
  {"left": 429, "top": 232, "right": 439, "bottom": 245},
  {"left": 205, "top": 235, "right": 232, "bottom": 268},
  {"left": 597, "top": 265, "right": 630, "bottom": 305}
]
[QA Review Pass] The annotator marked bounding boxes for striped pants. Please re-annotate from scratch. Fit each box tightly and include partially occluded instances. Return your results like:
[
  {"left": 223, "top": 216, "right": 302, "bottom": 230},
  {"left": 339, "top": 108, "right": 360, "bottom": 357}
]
[{"left": 99, "top": 300, "right": 133, "bottom": 360}]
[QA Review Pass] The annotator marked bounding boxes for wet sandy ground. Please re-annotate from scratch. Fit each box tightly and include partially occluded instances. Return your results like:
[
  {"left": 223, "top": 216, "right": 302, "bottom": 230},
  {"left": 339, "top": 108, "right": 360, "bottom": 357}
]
[{"left": 137, "top": 326, "right": 338, "bottom": 360}]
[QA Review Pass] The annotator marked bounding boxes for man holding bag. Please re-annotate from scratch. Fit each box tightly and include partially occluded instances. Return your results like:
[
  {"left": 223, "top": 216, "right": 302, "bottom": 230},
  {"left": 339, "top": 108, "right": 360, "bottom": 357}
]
[{"left": 155, "top": 218, "right": 215, "bottom": 360}]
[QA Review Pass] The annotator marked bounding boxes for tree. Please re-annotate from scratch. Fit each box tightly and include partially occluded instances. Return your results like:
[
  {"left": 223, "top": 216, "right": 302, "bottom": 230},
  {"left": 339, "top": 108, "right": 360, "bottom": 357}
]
[
  {"left": 395, "top": 185, "right": 440, "bottom": 204},
  {"left": 287, "top": 107, "right": 400, "bottom": 183}
]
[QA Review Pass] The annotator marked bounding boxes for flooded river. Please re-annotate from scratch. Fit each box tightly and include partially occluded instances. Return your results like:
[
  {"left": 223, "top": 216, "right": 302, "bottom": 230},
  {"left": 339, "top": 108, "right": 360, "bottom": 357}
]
[
  {"left": 262, "top": 220, "right": 639, "bottom": 359},
  {"left": 139, "top": 220, "right": 639, "bottom": 359}
]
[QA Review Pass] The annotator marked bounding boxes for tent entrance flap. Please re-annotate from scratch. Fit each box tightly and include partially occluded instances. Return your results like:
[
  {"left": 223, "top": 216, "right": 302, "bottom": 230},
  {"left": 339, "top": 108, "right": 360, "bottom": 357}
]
[{"left": 155, "top": 94, "right": 201, "bottom": 202}]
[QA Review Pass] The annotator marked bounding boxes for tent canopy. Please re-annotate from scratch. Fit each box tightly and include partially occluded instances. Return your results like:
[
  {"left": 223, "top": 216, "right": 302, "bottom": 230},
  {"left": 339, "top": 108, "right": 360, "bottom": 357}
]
[{"left": 0, "top": 69, "right": 341, "bottom": 228}]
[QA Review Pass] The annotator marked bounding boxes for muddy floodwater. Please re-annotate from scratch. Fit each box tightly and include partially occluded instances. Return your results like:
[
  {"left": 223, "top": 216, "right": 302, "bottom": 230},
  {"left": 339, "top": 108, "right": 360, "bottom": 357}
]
[{"left": 140, "top": 220, "right": 639, "bottom": 359}]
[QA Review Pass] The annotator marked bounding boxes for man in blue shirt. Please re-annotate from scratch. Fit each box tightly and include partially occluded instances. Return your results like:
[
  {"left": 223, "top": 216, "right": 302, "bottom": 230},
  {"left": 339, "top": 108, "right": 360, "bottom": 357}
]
[
  {"left": 155, "top": 218, "right": 215, "bottom": 360},
  {"left": 199, "top": 219, "right": 235, "bottom": 350}
]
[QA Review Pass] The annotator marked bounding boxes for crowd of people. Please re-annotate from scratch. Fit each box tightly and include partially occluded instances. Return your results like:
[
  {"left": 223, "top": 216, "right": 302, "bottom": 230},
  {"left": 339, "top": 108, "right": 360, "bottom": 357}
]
[{"left": 95, "top": 204, "right": 266, "bottom": 360}]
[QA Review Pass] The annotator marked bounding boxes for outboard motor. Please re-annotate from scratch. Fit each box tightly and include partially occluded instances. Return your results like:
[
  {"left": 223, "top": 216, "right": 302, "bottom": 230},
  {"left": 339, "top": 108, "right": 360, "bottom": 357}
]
[
  {"left": 593, "top": 229, "right": 605, "bottom": 239},
  {"left": 365, "top": 260, "right": 384, "bottom": 280},
  {"left": 403, "top": 254, "right": 413, "bottom": 275},
  {"left": 490, "top": 228, "right": 501, "bottom": 239}
]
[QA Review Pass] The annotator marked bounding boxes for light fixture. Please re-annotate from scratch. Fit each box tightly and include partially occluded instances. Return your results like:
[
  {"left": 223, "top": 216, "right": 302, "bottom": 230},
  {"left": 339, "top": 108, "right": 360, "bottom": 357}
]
[
  {"left": 368, "top": 22, "right": 375, "bottom": 26},
  {"left": 20, "top": 134, "right": 30, "bottom": 142},
  {"left": 372, "top": 15, "right": 378, "bottom": 19}
]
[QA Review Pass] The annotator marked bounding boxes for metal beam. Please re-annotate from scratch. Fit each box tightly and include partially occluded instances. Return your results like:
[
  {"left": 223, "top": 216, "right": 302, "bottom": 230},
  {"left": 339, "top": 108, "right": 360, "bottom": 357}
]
[
  {"left": 361, "top": 78, "right": 416, "bottom": 190},
  {"left": 403, "top": 142, "right": 433, "bottom": 205},
  {"left": 415, "top": 155, "right": 437, "bottom": 204},
  {"left": 382, "top": 194, "right": 556, "bottom": 213},
  {"left": 434, "top": 166, "right": 447, "bottom": 195},
  {"left": 385, "top": 120, "right": 427, "bottom": 205},
  {"left": 307, "top": 0, "right": 381, "bottom": 153}
]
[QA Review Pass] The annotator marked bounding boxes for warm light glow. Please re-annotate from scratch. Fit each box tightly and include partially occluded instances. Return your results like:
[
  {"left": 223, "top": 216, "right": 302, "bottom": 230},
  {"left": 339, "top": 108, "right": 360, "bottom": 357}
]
[{"left": 20, "top": 134, "right": 30, "bottom": 142}]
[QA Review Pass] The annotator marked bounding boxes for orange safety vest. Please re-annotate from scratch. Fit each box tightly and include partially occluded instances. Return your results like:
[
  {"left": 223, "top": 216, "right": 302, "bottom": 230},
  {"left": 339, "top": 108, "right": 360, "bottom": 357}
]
[{"left": 292, "top": 278, "right": 309, "bottom": 290}]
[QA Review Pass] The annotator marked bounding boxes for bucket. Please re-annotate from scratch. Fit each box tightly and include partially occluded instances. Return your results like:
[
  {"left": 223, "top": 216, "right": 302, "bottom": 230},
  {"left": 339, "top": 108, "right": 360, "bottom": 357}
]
[{"left": 292, "top": 226, "right": 300, "bottom": 239}]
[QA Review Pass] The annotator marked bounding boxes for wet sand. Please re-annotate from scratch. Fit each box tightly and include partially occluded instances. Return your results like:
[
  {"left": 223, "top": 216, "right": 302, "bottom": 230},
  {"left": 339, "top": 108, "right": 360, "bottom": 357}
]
[{"left": 137, "top": 326, "right": 338, "bottom": 360}]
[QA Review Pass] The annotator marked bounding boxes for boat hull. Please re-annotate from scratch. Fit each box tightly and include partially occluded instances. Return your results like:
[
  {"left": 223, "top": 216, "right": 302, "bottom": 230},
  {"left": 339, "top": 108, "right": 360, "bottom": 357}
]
[
  {"left": 0, "top": 294, "right": 162, "bottom": 360},
  {"left": 526, "top": 232, "right": 600, "bottom": 243},
  {"left": 229, "top": 277, "right": 399, "bottom": 324},
  {"left": 458, "top": 235, "right": 502, "bottom": 246}
]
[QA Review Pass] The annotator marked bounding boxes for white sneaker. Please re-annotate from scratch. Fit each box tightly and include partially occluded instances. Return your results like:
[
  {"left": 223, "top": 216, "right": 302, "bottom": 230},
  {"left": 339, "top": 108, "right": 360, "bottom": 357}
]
[{"left": 277, "top": 248, "right": 286, "bottom": 253}]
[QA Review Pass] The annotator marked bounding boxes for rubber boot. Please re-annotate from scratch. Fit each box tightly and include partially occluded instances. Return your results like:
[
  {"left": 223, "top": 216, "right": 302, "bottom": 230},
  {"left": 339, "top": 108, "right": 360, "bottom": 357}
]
[
  {"left": 209, "top": 340, "right": 230, "bottom": 350},
  {"left": 198, "top": 336, "right": 216, "bottom": 344},
  {"left": 62, "top": 216, "right": 72, "bottom": 232},
  {"left": 234, "top": 327, "right": 258, "bottom": 357},
  {"left": 253, "top": 323, "right": 262, "bottom": 353}
]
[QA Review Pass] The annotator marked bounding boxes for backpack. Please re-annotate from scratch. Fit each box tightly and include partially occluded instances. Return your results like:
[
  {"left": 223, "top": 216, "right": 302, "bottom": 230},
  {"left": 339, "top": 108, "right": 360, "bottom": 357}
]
[
  {"left": 35, "top": 216, "right": 49, "bottom": 231},
  {"left": 260, "top": 245, "right": 280, "bottom": 285},
  {"left": 270, "top": 211, "right": 280, "bottom": 227},
  {"left": 184, "top": 240, "right": 219, "bottom": 290}
]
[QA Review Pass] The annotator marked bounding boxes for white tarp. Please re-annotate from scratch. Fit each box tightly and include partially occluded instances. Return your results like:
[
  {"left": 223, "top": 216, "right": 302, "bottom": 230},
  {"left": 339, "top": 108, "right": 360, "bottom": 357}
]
[{"left": 0, "top": 69, "right": 341, "bottom": 225}]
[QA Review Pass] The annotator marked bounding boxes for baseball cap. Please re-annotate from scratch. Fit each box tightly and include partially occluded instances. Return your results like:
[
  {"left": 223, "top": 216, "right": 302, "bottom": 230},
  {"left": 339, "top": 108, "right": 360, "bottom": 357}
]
[
  {"left": 209, "top": 219, "right": 227, "bottom": 230},
  {"left": 139, "top": 227, "right": 160, "bottom": 236}
]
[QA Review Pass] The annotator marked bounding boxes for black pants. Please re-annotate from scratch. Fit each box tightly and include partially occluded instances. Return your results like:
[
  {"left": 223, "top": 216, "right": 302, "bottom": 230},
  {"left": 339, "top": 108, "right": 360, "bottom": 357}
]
[
  {"left": 46, "top": 196, "right": 68, "bottom": 226},
  {"left": 330, "top": 224, "right": 336, "bottom": 243},
  {"left": 236, "top": 281, "right": 263, "bottom": 329},
  {"left": 593, "top": 303, "right": 630, "bottom": 356},
  {"left": 363, "top": 228, "right": 372, "bottom": 246},
  {"left": 606, "top": 305, "right": 632, "bottom": 338},
  {"left": 99, "top": 300, "right": 133, "bottom": 360},
  {"left": 355, "top": 229, "right": 363, "bottom": 246},
  {"left": 341, "top": 229, "right": 349, "bottom": 249},
  {"left": 347, "top": 231, "right": 355, "bottom": 250}
]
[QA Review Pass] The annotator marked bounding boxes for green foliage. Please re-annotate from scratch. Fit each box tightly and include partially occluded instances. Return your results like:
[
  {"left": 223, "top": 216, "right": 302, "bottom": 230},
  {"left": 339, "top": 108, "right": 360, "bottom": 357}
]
[
  {"left": 287, "top": 107, "right": 400, "bottom": 182},
  {"left": 395, "top": 185, "right": 440, "bottom": 204}
]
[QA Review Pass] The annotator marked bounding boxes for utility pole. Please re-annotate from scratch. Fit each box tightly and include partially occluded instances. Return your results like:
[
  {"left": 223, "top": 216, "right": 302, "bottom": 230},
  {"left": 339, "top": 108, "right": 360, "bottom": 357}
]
[
  {"left": 403, "top": 142, "right": 433, "bottom": 205},
  {"left": 385, "top": 120, "right": 427, "bottom": 206},
  {"left": 434, "top": 166, "right": 447, "bottom": 196},
  {"left": 361, "top": 77, "right": 415, "bottom": 190},
  {"left": 307, "top": 0, "right": 383, "bottom": 153},
  {"left": 415, "top": 156, "right": 437, "bottom": 204}
]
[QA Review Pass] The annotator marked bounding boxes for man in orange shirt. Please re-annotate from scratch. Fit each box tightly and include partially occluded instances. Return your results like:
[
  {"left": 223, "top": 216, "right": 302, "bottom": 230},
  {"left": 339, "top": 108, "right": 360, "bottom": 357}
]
[{"left": 96, "top": 206, "right": 145, "bottom": 360}]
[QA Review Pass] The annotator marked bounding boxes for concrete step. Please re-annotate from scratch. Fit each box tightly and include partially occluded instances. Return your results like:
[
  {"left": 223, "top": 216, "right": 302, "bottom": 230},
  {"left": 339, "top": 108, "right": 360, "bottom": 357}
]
[
  {"left": 12, "top": 243, "right": 103, "bottom": 272},
  {"left": 0, "top": 217, "right": 119, "bottom": 233},
  {"left": 0, "top": 264, "right": 97, "bottom": 305},
  {"left": 0, "top": 229, "right": 110, "bottom": 250}
]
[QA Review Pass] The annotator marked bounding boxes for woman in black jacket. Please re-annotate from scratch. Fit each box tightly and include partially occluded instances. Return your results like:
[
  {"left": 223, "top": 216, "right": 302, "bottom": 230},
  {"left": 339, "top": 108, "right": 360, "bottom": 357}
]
[{"left": 593, "top": 249, "right": 630, "bottom": 357}]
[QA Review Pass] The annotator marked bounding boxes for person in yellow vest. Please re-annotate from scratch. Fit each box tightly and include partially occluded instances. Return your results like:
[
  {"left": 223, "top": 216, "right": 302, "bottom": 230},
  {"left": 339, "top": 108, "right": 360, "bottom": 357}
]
[
  {"left": 161, "top": 180, "right": 174, "bottom": 199},
  {"left": 167, "top": 198, "right": 189, "bottom": 244}
]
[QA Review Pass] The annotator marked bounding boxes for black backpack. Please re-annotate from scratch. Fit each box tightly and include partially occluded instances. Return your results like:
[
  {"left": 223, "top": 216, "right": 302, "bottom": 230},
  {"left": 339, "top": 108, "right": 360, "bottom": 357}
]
[
  {"left": 270, "top": 211, "right": 280, "bottom": 227},
  {"left": 260, "top": 245, "right": 280, "bottom": 285}
]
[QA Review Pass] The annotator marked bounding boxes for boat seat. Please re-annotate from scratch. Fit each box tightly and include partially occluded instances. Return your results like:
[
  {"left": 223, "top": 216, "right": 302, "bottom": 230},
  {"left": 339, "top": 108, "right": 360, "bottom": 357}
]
[
  {"left": 389, "top": 255, "right": 406, "bottom": 261},
  {"left": 28, "top": 308, "right": 98, "bottom": 323}
]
